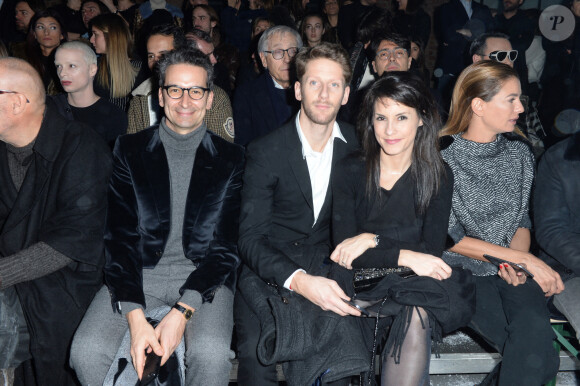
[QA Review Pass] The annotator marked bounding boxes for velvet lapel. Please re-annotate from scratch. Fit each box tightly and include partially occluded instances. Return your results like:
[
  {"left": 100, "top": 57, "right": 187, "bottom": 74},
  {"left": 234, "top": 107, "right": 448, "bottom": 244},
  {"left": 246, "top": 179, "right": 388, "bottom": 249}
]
[
  {"left": 141, "top": 130, "right": 171, "bottom": 230},
  {"left": 285, "top": 122, "right": 314, "bottom": 212},
  {"left": 183, "top": 133, "right": 216, "bottom": 246},
  {"left": 0, "top": 153, "right": 48, "bottom": 236}
]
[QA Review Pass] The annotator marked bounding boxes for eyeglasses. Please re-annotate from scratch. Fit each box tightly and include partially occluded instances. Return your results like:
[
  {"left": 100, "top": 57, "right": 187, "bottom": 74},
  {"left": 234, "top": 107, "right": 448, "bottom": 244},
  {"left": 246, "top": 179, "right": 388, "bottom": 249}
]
[
  {"left": 376, "top": 48, "right": 408, "bottom": 61},
  {"left": 0, "top": 89, "right": 30, "bottom": 103},
  {"left": 484, "top": 50, "right": 518, "bottom": 63},
  {"left": 264, "top": 47, "right": 298, "bottom": 60},
  {"left": 162, "top": 85, "right": 210, "bottom": 100}
]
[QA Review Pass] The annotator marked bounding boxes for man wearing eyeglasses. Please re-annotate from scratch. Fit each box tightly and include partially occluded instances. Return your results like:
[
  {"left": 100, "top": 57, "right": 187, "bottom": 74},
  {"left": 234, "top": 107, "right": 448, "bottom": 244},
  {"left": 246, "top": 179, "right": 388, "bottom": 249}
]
[
  {"left": 70, "top": 47, "right": 244, "bottom": 385},
  {"left": 370, "top": 32, "right": 412, "bottom": 77},
  {"left": 0, "top": 57, "right": 111, "bottom": 384},
  {"left": 233, "top": 25, "right": 302, "bottom": 146},
  {"left": 340, "top": 32, "right": 412, "bottom": 124}
]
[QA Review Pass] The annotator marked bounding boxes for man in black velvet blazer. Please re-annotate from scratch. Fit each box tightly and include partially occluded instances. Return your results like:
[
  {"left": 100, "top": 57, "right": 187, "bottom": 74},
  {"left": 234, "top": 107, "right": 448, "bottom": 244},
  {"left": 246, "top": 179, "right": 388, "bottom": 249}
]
[
  {"left": 236, "top": 43, "right": 361, "bottom": 386},
  {"left": 70, "top": 48, "right": 244, "bottom": 385}
]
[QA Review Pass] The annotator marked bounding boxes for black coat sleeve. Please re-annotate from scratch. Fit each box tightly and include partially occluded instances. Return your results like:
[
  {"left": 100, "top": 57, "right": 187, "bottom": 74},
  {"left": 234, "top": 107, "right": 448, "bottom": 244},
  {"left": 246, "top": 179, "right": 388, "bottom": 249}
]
[
  {"left": 534, "top": 145, "right": 580, "bottom": 276},
  {"left": 103, "top": 138, "right": 146, "bottom": 307},
  {"left": 238, "top": 141, "right": 304, "bottom": 287}
]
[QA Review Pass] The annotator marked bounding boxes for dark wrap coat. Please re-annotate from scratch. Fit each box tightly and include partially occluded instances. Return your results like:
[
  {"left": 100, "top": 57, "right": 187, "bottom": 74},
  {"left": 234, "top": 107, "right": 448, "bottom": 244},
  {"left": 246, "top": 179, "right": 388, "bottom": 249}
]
[{"left": 0, "top": 103, "right": 112, "bottom": 384}]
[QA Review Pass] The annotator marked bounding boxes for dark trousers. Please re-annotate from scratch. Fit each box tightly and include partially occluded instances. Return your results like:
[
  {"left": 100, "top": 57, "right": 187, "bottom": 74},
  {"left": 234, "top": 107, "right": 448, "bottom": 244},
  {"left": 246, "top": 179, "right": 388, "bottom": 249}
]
[
  {"left": 234, "top": 270, "right": 355, "bottom": 386},
  {"left": 234, "top": 290, "right": 279, "bottom": 386},
  {"left": 468, "top": 276, "right": 559, "bottom": 386}
]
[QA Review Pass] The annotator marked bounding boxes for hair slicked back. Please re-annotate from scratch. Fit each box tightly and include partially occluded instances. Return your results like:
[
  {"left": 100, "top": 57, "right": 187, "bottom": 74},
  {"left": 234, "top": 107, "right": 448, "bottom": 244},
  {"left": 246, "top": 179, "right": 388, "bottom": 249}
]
[{"left": 156, "top": 47, "right": 214, "bottom": 89}]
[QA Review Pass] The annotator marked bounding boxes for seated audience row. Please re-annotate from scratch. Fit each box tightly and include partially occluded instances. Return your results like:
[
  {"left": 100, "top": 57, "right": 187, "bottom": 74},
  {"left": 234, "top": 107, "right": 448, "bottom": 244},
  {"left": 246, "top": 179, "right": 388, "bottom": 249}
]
[{"left": 0, "top": 0, "right": 579, "bottom": 383}]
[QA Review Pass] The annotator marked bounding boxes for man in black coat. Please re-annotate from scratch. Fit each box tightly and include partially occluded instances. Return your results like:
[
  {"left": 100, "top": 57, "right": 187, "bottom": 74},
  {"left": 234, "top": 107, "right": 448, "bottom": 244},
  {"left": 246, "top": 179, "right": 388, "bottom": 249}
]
[
  {"left": 534, "top": 131, "right": 580, "bottom": 341},
  {"left": 233, "top": 25, "right": 302, "bottom": 146},
  {"left": 491, "top": 0, "right": 534, "bottom": 94},
  {"left": 0, "top": 57, "right": 112, "bottom": 384},
  {"left": 434, "top": 0, "right": 493, "bottom": 109},
  {"left": 236, "top": 42, "right": 363, "bottom": 386}
]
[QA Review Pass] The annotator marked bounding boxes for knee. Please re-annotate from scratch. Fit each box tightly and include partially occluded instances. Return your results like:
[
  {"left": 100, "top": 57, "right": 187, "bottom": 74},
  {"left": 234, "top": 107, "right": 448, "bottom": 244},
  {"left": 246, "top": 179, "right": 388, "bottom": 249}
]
[
  {"left": 404, "top": 307, "right": 430, "bottom": 346},
  {"left": 519, "top": 347, "right": 559, "bottom": 383},
  {"left": 69, "top": 327, "right": 95, "bottom": 371},
  {"left": 234, "top": 325, "right": 261, "bottom": 361},
  {"left": 186, "top": 336, "right": 233, "bottom": 371},
  {"left": 505, "top": 319, "right": 559, "bottom": 380},
  {"left": 506, "top": 313, "right": 553, "bottom": 345}
]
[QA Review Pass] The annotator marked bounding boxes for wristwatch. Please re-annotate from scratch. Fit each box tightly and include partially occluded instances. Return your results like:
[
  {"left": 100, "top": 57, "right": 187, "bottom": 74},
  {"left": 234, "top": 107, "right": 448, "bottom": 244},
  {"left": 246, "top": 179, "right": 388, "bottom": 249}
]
[
  {"left": 373, "top": 234, "right": 380, "bottom": 247},
  {"left": 172, "top": 303, "right": 193, "bottom": 321}
]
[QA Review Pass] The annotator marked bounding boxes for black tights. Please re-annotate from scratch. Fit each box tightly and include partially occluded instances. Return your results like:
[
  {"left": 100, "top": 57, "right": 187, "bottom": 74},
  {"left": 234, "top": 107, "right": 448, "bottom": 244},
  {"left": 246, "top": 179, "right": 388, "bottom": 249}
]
[{"left": 381, "top": 307, "right": 431, "bottom": 386}]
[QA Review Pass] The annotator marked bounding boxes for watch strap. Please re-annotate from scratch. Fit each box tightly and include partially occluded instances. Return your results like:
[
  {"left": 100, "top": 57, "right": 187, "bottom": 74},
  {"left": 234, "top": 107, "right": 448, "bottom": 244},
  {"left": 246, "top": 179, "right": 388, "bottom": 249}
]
[{"left": 172, "top": 303, "right": 193, "bottom": 321}]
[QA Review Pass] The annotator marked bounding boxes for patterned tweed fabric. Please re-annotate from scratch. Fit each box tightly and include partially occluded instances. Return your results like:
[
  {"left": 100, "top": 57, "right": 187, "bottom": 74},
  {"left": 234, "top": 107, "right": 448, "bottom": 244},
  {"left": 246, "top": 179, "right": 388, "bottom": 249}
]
[{"left": 441, "top": 134, "right": 534, "bottom": 276}]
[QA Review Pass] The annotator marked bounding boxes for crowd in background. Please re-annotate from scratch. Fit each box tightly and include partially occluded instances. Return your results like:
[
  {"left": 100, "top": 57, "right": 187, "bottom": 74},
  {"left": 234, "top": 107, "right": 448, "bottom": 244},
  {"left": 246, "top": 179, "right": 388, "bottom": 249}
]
[{"left": 0, "top": 0, "right": 580, "bottom": 385}]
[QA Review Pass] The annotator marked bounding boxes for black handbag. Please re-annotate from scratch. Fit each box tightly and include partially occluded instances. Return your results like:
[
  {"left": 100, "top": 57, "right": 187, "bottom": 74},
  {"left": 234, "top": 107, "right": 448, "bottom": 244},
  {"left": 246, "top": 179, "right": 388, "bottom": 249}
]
[{"left": 353, "top": 267, "right": 417, "bottom": 293}]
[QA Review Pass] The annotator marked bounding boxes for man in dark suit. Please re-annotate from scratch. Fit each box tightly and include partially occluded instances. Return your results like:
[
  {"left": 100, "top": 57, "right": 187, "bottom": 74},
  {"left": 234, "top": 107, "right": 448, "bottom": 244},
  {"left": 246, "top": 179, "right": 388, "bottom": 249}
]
[
  {"left": 233, "top": 25, "right": 302, "bottom": 146},
  {"left": 490, "top": 0, "right": 534, "bottom": 94},
  {"left": 235, "top": 42, "right": 361, "bottom": 386},
  {"left": 70, "top": 47, "right": 244, "bottom": 385},
  {"left": 434, "top": 0, "right": 493, "bottom": 109},
  {"left": 0, "top": 57, "right": 111, "bottom": 385}
]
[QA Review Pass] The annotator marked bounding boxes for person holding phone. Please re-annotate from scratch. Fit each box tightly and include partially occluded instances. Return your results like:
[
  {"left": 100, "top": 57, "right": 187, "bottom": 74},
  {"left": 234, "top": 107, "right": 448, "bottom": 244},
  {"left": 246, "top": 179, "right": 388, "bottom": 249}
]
[
  {"left": 70, "top": 47, "right": 244, "bottom": 385},
  {"left": 440, "top": 60, "right": 563, "bottom": 385},
  {"left": 330, "top": 72, "right": 472, "bottom": 386}
]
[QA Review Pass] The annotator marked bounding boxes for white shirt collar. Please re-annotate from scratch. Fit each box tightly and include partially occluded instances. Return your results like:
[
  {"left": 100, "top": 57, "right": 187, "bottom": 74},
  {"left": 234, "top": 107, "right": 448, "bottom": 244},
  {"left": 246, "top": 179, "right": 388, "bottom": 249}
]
[
  {"left": 295, "top": 110, "right": 346, "bottom": 158},
  {"left": 271, "top": 75, "right": 287, "bottom": 89},
  {"left": 460, "top": 0, "right": 473, "bottom": 15}
]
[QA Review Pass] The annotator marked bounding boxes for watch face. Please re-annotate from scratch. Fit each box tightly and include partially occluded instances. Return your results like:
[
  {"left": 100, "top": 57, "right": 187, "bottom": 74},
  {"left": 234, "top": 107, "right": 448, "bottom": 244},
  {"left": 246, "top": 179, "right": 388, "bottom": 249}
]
[{"left": 184, "top": 309, "right": 193, "bottom": 320}]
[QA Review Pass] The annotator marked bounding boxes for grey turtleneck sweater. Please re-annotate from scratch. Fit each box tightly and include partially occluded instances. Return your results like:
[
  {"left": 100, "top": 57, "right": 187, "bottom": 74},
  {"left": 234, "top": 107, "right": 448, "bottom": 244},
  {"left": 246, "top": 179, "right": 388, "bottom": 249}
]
[{"left": 121, "top": 119, "right": 207, "bottom": 315}]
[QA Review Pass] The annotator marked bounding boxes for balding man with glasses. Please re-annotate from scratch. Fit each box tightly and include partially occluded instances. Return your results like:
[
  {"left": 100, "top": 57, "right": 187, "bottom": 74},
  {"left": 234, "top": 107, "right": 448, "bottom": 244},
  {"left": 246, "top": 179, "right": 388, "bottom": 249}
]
[
  {"left": 233, "top": 25, "right": 303, "bottom": 146},
  {"left": 70, "top": 47, "right": 244, "bottom": 386}
]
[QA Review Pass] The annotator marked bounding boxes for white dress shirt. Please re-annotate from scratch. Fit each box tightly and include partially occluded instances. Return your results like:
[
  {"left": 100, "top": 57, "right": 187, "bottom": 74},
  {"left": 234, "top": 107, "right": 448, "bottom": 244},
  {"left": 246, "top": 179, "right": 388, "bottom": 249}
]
[{"left": 283, "top": 110, "right": 347, "bottom": 289}]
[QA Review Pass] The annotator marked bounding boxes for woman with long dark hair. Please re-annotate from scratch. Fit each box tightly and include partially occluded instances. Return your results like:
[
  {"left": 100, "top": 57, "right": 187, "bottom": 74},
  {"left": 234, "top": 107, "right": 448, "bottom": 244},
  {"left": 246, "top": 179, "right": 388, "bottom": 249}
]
[
  {"left": 331, "top": 71, "right": 472, "bottom": 385},
  {"left": 409, "top": 36, "right": 429, "bottom": 84},
  {"left": 26, "top": 9, "right": 67, "bottom": 94},
  {"left": 440, "top": 60, "right": 563, "bottom": 385}
]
